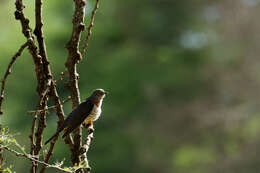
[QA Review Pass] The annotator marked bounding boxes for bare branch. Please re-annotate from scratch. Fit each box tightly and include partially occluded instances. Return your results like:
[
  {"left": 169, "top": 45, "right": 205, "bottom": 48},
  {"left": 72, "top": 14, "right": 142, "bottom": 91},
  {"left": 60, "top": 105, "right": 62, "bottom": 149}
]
[
  {"left": 29, "top": 82, "right": 51, "bottom": 173},
  {"left": 33, "top": 79, "right": 51, "bottom": 153},
  {"left": 32, "top": 0, "right": 53, "bottom": 168},
  {"left": 0, "top": 41, "right": 29, "bottom": 115},
  {"left": 34, "top": 0, "right": 49, "bottom": 71},
  {"left": 14, "top": 5, "right": 48, "bottom": 167},
  {"left": 15, "top": 1, "right": 44, "bottom": 87},
  {"left": 80, "top": 128, "right": 94, "bottom": 172},
  {"left": 65, "top": 0, "right": 86, "bottom": 167},
  {"left": 82, "top": 0, "right": 100, "bottom": 55}
]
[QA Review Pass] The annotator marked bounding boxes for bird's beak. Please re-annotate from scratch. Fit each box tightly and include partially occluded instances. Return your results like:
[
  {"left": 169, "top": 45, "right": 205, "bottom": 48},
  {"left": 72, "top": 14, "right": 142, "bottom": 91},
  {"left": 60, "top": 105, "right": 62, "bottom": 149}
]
[{"left": 104, "top": 91, "right": 109, "bottom": 95}]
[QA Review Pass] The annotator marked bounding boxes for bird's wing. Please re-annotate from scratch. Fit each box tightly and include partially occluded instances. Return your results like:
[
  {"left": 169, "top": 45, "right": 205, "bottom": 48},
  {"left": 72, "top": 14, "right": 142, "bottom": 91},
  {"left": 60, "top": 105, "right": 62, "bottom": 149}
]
[
  {"left": 62, "top": 99, "right": 94, "bottom": 138},
  {"left": 45, "top": 98, "right": 94, "bottom": 144}
]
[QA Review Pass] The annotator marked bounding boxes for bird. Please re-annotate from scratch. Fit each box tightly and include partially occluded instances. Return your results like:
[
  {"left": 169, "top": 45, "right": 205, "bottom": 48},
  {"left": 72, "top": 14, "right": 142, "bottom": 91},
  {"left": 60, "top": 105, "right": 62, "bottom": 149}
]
[{"left": 44, "top": 88, "right": 107, "bottom": 145}]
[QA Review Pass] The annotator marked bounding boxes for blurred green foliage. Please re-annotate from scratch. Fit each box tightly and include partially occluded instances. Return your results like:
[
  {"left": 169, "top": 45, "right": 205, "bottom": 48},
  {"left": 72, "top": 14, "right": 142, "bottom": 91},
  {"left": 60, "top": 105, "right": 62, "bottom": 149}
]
[{"left": 1, "top": 0, "right": 260, "bottom": 172}]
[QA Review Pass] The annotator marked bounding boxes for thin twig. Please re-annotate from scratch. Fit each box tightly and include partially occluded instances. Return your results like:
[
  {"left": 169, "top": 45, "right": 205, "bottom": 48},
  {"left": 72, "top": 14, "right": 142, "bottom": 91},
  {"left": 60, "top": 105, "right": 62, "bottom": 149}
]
[
  {"left": 2, "top": 146, "right": 72, "bottom": 173},
  {"left": 28, "top": 96, "right": 71, "bottom": 114},
  {"left": 29, "top": 110, "right": 37, "bottom": 173},
  {"left": 0, "top": 41, "right": 29, "bottom": 115},
  {"left": 82, "top": 0, "right": 100, "bottom": 55}
]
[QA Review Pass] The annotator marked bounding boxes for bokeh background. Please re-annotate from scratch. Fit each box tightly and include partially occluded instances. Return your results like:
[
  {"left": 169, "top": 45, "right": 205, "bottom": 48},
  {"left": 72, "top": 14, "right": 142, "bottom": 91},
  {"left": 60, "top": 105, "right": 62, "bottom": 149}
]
[{"left": 1, "top": 0, "right": 260, "bottom": 172}]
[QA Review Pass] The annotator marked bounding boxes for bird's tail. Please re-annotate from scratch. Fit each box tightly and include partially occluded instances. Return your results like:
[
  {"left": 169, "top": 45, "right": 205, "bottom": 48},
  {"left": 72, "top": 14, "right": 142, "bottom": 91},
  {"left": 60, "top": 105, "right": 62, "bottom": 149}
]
[
  {"left": 45, "top": 122, "right": 68, "bottom": 145},
  {"left": 44, "top": 132, "right": 59, "bottom": 145}
]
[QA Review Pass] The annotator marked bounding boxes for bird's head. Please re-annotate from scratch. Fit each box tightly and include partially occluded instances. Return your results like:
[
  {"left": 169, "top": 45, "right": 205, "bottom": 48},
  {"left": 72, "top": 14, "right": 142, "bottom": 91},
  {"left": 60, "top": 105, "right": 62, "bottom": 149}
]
[{"left": 91, "top": 89, "right": 107, "bottom": 102}]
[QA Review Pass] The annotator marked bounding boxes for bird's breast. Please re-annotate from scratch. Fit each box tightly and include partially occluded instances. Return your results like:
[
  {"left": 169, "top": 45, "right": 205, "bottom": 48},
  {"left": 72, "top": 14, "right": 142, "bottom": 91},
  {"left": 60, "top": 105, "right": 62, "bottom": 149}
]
[{"left": 84, "top": 104, "right": 102, "bottom": 123}]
